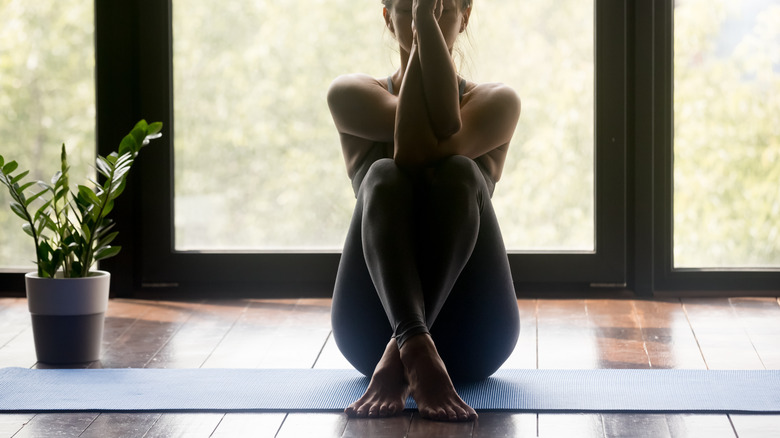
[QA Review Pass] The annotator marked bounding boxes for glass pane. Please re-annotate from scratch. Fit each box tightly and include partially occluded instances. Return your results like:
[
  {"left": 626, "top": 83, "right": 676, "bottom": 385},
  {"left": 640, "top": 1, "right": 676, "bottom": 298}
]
[
  {"left": 0, "top": 1, "right": 96, "bottom": 270},
  {"left": 173, "top": 0, "right": 594, "bottom": 252},
  {"left": 674, "top": 0, "right": 780, "bottom": 268},
  {"left": 476, "top": 2, "right": 595, "bottom": 251}
]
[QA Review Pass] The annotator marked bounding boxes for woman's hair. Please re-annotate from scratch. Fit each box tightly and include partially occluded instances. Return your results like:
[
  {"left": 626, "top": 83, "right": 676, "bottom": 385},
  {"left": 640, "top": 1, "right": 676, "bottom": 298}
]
[{"left": 382, "top": 0, "right": 472, "bottom": 10}]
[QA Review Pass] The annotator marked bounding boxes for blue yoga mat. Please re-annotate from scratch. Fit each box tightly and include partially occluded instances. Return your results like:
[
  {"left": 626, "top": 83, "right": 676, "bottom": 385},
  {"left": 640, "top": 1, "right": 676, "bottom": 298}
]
[{"left": 1, "top": 368, "right": 779, "bottom": 413}]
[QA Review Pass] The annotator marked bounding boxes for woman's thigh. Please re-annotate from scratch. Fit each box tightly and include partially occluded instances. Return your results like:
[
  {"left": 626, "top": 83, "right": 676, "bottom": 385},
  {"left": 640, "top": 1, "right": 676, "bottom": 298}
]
[
  {"left": 429, "top": 200, "right": 520, "bottom": 381},
  {"left": 330, "top": 167, "right": 393, "bottom": 377}
]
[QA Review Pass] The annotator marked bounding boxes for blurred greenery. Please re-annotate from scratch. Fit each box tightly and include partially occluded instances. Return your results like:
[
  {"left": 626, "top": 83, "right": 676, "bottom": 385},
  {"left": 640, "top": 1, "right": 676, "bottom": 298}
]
[
  {"left": 0, "top": 0, "right": 95, "bottom": 268},
  {"left": 2, "top": 0, "right": 777, "bottom": 269},
  {"left": 171, "top": 0, "right": 595, "bottom": 251},
  {"left": 674, "top": 0, "right": 780, "bottom": 267}
]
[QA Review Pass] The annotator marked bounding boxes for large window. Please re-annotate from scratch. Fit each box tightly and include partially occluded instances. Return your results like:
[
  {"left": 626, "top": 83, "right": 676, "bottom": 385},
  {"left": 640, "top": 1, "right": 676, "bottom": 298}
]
[
  {"left": 0, "top": 0, "right": 95, "bottom": 270},
  {"left": 8, "top": 0, "right": 775, "bottom": 295},
  {"left": 172, "top": 0, "right": 595, "bottom": 253},
  {"left": 673, "top": 0, "right": 780, "bottom": 268}
]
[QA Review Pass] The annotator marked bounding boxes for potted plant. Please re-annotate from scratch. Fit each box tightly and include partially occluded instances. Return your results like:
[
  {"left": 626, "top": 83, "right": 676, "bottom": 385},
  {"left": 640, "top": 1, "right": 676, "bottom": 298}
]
[{"left": 0, "top": 120, "right": 162, "bottom": 363}]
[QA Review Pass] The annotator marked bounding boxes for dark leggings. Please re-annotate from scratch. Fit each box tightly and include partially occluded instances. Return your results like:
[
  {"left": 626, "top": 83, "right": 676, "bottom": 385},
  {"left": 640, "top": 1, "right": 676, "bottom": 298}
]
[{"left": 331, "top": 155, "right": 520, "bottom": 381}]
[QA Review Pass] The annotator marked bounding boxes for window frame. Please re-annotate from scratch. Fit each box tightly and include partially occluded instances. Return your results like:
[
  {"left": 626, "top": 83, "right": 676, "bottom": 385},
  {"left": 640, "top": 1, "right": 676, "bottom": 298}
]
[
  {"left": 632, "top": 0, "right": 780, "bottom": 295},
  {"left": 129, "top": 0, "right": 628, "bottom": 296},
  {"left": 3, "top": 0, "right": 778, "bottom": 297}
]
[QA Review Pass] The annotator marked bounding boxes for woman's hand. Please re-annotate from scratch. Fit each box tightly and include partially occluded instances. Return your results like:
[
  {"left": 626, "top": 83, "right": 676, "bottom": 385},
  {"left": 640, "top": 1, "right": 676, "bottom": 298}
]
[{"left": 413, "top": 0, "right": 443, "bottom": 24}]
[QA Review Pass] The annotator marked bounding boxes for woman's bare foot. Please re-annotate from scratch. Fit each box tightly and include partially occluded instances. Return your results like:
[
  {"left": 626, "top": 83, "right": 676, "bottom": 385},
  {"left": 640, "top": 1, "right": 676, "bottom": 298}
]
[
  {"left": 399, "top": 334, "right": 478, "bottom": 422},
  {"left": 345, "top": 339, "right": 409, "bottom": 418}
]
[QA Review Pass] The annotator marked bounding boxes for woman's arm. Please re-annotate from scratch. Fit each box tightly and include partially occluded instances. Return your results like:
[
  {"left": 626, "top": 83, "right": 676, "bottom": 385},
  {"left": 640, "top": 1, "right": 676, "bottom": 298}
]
[
  {"left": 394, "top": 1, "right": 463, "bottom": 166},
  {"left": 393, "top": 43, "right": 440, "bottom": 167},
  {"left": 414, "top": 2, "right": 462, "bottom": 138},
  {"left": 327, "top": 73, "right": 397, "bottom": 143}
]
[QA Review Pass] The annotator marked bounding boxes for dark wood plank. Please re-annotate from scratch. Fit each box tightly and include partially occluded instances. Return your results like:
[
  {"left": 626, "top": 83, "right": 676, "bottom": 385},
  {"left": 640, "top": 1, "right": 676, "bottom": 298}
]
[
  {"left": 682, "top": 297, "right": 775, "bottom": 437},
  {"left": 588, "top": 300, "right": 680, "bottom": 438},
  {"left": 146, "top": 300, "right": 250, "bottom": 369},
  {"left": 341, "top": 414, "right": 413, "bottom": 438},
  {"left": 633, "top": 299, "right": 707, "bottom": 369},
  {"left": 78, "top": 413, "right": 160, "bottom": 438},
  {"left": 586, "top": 299, "right": 651, "bottom": 369},
  {"left": 634, "top": 299, "right": 736, "bottom": 437},
  {"left": 729, "top": 415, "right": 780, "bottom": 438},
  {"left": 0, "top": 326, "right": 36, "bottom": 369},
  {"left": 538, "top": 413, "right": 604, "bottom": 437},
  {"left": 729, "top": 297, "right": 780, "bottom": 368},
  {"left": 407, "top": 413, "right": 474, "bottom": 438},
  {"left": 601, "top": 414, "right": 669, "bottom": 438},
  {"left": 0, "top": 414, "right": 35, "bottom": 437},
  {"left": 664, "top": 414, "right": 737, "bottom": 438},
  {"left": 537, "top": 299, "right": 599, "bottom": 369},
  {"left": 274, "top": 413, "right": 348, "bottom": 438},
  {"left": 97, "top": 300, "right": 199, "bottom": 368},
  {"left": 203, "top": 299, "right": 329, "bottom": 369},
  {"left": 142, "top": 413, "right": 224, "bottom": 438},
  {"left": 472, "top": 412, "right": 537, "bottom": 437},
  {"left": 2, "top": 296, "right": 778, "bottom": 438},
  {"left": 0, "top": 298, "right": 37, "bottom": 368},
  {"left": 100, "top": 299, "right": 155, "bottom": 354},
  {"left": 210, "top": 413, "right": 286, "bottom": 438},
  {"left": 11, "top": 413, "right": 98, "bottom": 438},
  {"left": 0, "top": 299, "right": 29, "bottom": 349},
  {"left": 536, "top": 300, "right": 604, "bottom": 437},
  {"left": 682, "top": 298, "right": 764, "bottom": 369},
  {"left": 726, "top": 298, "right": 780, "bottom": 438}
]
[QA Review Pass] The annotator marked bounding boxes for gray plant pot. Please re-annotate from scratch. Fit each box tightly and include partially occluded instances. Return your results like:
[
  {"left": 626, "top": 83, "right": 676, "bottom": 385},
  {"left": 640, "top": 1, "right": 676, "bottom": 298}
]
[{"left": 25, "top": 271, "right": 110, "bottom": 364}]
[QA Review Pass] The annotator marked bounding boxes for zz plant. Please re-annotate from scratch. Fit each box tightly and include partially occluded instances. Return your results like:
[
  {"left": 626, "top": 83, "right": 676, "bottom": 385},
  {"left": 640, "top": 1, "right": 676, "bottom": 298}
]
[{"left": 0, "top": 120, "right": 162, "bottom": 278}]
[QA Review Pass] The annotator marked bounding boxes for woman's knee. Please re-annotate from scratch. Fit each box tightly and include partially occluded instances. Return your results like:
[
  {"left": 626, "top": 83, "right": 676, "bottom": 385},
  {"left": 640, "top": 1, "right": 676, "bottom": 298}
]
[
  {"left": 429, "top": 155, "right": 485, "bottom": 194},
  {"left": 359, "top": 158, "right": 412, "bottom": 200}
]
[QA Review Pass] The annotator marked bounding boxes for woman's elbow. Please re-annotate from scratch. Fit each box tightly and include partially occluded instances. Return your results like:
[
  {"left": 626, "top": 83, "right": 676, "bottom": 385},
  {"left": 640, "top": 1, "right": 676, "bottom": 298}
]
[
  {"left": 393, "top": 148, "right": 426, "bottom": 168},
  {"left": 434, "top": 118, "right": 461, "bottom": 141}
]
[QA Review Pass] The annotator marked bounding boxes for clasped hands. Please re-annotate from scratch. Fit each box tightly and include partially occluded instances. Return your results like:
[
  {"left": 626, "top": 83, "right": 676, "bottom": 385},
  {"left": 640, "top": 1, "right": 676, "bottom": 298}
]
[{"left": 411, "top": 0, "right": 445, "bottom": 38}]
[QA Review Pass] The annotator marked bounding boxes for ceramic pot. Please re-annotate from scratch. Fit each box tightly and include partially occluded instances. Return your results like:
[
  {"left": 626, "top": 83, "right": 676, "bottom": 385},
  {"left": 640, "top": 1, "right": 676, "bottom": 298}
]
[{"left": 25, "top": 270, "right": 110, "bottom": 364}]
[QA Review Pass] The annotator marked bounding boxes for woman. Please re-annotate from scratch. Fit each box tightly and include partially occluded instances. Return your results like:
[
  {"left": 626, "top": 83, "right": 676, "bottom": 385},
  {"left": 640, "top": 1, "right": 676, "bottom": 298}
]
[{"left": 327, "top": 0, "right": 521, "bottom": 422}]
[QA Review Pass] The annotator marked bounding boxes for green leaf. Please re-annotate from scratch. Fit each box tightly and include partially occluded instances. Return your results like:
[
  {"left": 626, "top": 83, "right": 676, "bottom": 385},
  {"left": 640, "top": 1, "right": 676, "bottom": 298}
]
[
  {"left": 11, "top": 170, "right": 29, "bottom": 185},
  {"left": 0, "top": 155, "right": 4, "bottom": 167},
  {"left": 22, "top": 223, "right": 35, "bottom": 238},
  {"left": 10, "top": 201, "right": 28, "bottom": 221},
  {"left": 101, "top": 199, "right": 115, "bottom": 216},
  {"left": 34, "top": 200, "right": 52, "bottom": 219},
  {"left": 2, "top": 161, "right": 18, "bottom": 175},
  {"left": 81, "top": 222, "right": 92, "bottom": 243},
  {"left": 18, "top": 181, "right": 36, "bottom": 193},
  {"left": 94, "top": 245, "right": 121, "bottom": 261},
  {"left": 78, "top": 185, "right": 102, "bottom": 207},
  {"left": 96, "top": 231, "right": 119, "bottom": 249},
  {"left": 50, "top": 170, "right": 63, "bottom": 186},
  {"left": 25, "top": 188, "right": 49, "bottom": 207},
  {"left": 109, "top": 178, "right": 126, "bottom": 200},
  {"left": 95, "top": 156, "right": 112, "bottom": 178},
  {"left": 118, "top": 134, "right": 138, "bottom": 156},
  {"left": 147, "top": 122, "right": 163, "bottom": 136},
  {"left": 134, "top": 119, "right": 149, "bottom": 131},
  {"left": 130, "top": 126, "right": 146, "bottom": 148}
]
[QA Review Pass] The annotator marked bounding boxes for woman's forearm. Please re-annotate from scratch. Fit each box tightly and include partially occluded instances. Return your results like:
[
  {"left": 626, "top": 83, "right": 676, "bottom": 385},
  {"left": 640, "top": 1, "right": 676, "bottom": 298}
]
[
  {"left": 394, "top": 43, "right": 438, "bottom": 167},
  {"left": 414, "top": 11, "right": 462, "bottom": 139}
]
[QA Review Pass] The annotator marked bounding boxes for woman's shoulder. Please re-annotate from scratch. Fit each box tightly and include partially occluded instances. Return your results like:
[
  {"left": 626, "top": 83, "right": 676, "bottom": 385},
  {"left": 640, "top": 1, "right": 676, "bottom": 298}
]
[
  {"left": 462, "top": 81, "right": 521, "bottom": 119},
  {"left": 464, "top": 81, "right": 520, "bottom": 105},
  {"left": 328, "top": 73, "right": 388, "bottom": 96}
]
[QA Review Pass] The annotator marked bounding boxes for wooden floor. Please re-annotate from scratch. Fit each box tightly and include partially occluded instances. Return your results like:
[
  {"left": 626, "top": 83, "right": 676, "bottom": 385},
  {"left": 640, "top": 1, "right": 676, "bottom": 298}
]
[{"left": 1, "top": 296, "right": 779, "bottom": 437}]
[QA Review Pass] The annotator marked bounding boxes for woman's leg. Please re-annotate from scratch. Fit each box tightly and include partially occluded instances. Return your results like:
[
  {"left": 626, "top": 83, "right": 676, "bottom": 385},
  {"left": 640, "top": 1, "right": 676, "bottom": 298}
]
[
  {"left": 331, "top": 158, "right": 419, "bottom": 418},
  {"left": 332, "top": 156, "right": 514, "bottom": 420},
  {"left": 418, "top": 155, "right": 520, "bottom": 381}
]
